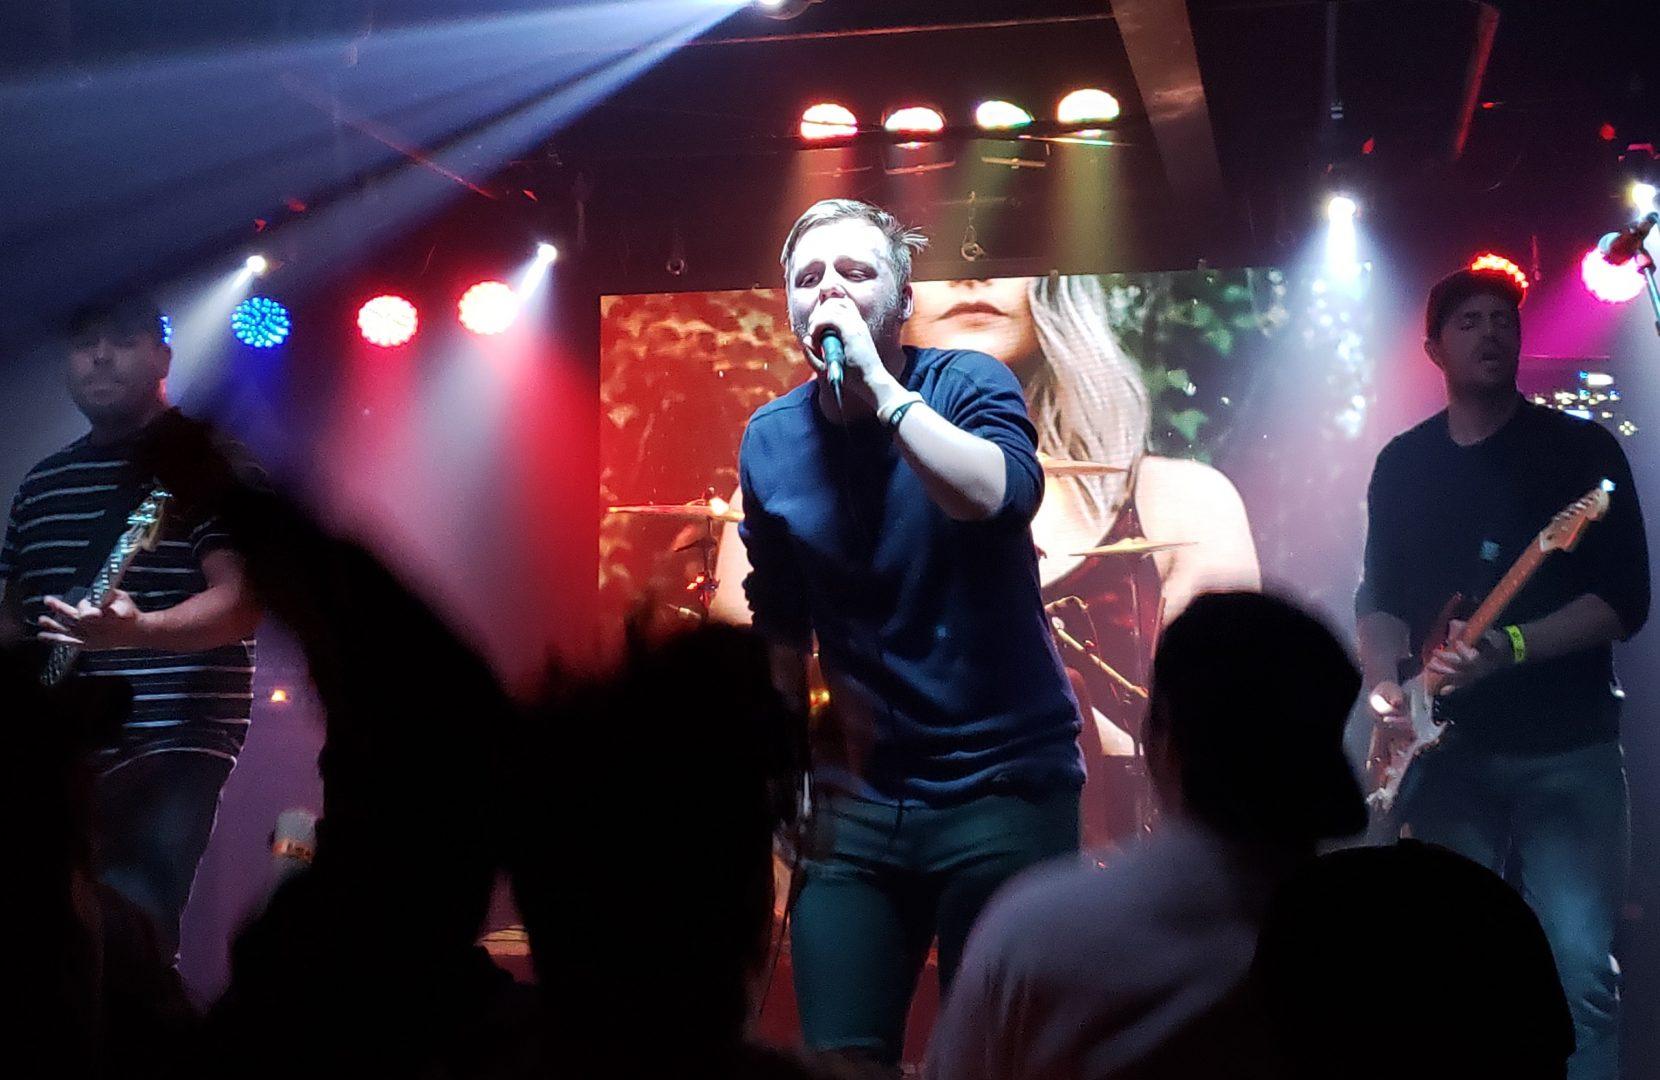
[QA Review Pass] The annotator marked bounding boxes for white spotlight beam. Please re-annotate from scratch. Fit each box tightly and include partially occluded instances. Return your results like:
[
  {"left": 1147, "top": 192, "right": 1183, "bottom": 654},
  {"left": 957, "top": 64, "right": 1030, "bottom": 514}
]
[{"left": 0, "top": 2, "right": 744, "bottom": 333}]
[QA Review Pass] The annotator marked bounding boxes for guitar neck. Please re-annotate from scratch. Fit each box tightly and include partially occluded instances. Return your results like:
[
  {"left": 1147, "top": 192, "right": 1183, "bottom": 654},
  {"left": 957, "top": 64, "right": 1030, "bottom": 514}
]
[
  {"left": 90, "top": 533, "right": 139, "bottom": 605},
  {"left": 1454, "top": 539, "right": 1548, "bottom": 646}
]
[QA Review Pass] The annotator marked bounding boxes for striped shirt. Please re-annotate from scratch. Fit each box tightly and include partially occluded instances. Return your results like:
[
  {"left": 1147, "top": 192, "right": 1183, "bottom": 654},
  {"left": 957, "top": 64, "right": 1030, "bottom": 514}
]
[{"left": 1, "top": 412, "right": 255, "bottom": 768}]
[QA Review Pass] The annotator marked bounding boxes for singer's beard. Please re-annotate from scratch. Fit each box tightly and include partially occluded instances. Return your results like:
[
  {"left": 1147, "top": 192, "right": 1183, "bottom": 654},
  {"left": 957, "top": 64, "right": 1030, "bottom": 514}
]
[{"left": 792, "top": 291, "right": 904, "bottom": 360}]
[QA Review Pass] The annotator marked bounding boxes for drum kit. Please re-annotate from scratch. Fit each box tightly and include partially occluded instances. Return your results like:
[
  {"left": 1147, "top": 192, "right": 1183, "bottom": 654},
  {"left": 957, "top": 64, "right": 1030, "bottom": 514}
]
[{"left": 608, "top": 453, "right": 1193, "bottom": 846}]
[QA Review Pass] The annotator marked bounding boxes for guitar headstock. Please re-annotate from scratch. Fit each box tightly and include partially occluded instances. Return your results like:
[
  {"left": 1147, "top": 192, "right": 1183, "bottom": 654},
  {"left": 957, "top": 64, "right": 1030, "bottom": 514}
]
[
  {"left": 1538, "top": 480, "right": 1612, "bottom": 554},
  {"left": 126, "top": 487, "right": 172, "bottom": 552}
]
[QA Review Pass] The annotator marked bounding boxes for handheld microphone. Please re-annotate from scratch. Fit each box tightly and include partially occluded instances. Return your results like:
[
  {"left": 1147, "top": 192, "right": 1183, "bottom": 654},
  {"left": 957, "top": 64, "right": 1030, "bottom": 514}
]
[
  {"left": 1597, "top": 212, "right": 1659, "bottom": 266},
  {"left": 820, "top": 329, "right": 845, "bottom": 392}
]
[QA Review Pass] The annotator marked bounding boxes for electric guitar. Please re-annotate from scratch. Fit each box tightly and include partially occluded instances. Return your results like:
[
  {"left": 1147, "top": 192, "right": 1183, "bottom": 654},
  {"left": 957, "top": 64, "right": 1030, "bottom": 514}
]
[
  {"left": 40, "top": 487, "right": 170, "bottom": 687},
  {"left": 1365, "top": 482, "right": 1613, "bottom": 815}
]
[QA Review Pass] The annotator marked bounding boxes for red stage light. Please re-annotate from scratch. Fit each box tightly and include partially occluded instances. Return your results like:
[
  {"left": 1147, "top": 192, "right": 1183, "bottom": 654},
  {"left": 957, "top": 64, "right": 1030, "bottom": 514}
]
[
  {"left": 800, "top": 102, "right": 858, "bottom": 141},
  {"left": 458, "top": 281, "right": 518, "bottom": 335},
  {"left": 1468, "top": 253, "right": 1529, "bottom": 296},
  {"left": 357, "top": 294, "right": 419, "bottom": 347},
  {"left": 1580, "top": 249, "right": 1643, "bottom": 304}
]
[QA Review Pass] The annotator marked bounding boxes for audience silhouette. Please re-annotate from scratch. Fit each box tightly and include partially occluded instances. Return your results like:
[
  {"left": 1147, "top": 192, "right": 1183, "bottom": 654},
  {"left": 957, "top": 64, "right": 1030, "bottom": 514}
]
[{"left": 4, "top": 429, "right": 1578, "bottom": 1079}]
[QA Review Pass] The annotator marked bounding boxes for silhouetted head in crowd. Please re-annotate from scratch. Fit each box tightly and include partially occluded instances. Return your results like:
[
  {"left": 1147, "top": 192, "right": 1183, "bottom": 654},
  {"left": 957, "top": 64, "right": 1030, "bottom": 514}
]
[
  {"left": 4, "top": 641, "right": 129, "bottom": 887},
  {"left": 4, "top": 642, "right": 196, "bottom": 1077},
  {"left": 1144, "top": 591, "right": 1368, "bottom": 845},
  {"left": 1254, "top": 840, "right": 1573, "bottom": 1078},
  {"left": 510, "top": 622, "right": 802, "bottom": 1071}
]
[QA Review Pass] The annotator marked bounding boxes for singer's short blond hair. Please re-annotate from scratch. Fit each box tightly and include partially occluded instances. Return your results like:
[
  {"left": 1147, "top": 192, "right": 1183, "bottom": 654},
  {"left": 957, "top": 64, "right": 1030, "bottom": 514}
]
[{"left": 779, "top": 199, "right": 929, "bottom": 287}]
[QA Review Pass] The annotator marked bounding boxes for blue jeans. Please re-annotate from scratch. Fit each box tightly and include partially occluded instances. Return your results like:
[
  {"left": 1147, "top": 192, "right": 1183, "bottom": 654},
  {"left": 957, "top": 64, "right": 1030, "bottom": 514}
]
[
  {"left": 94, "top": 750, "right": 236, "bottom": 963},
  {"left": 790, "top": 787, "right": 1080, "bottom": 1065},
  {"left": 1401, "top": 737, "right": 1628, "bottom": 1080}
]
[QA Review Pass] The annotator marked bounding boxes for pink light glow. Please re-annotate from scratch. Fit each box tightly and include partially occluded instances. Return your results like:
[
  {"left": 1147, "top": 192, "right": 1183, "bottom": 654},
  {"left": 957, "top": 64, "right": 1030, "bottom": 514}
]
[{"left": 1580, "top": 249, "right": 1644, "bottom": 304}]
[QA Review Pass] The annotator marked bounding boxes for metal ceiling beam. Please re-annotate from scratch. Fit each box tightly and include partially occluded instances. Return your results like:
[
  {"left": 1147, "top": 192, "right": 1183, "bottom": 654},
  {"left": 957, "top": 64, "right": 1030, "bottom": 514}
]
[{"left": 1109, "top": 0, "right": 1229, "bottom": 222}]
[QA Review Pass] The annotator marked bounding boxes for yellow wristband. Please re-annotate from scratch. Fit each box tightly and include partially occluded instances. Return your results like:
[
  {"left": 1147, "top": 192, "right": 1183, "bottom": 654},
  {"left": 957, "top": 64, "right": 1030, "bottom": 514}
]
[{"left": 1503, "top": 624, "right": 1526, "bottom": 664}]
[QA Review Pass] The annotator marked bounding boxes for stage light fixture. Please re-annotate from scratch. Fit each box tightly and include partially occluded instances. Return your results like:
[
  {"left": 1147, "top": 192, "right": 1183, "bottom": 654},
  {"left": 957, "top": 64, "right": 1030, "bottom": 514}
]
[
  {"left": 459, "top": 280, "right": 518, "bottom": 335},
  {"left": 800, "top": 102, "right": 858, "bottom": 141},
  {"left": 1469, "top": 253, "right": 1529, "bottom": 294},
  {"left": 1056, "top": 88, "right": 1120, "bottom": 126},
  {"left": 535, "top": 241, "right": 559, "bottom": 264},
  {"left": 1580, "top": 248, "right": 1643, "bottom": 304},
  {"left": 1634, "top": 181, "right": 1659, "bottom": 213},
  {"left": 245, "top": 254, "right": 270, "bottom": 276},
  {"left": 975, "top": 100, "right": 1034, "bottom": 131},
  {"left": 357, "top": 295, "right": 419, "bottom": 347},
  {"left": 756, "top": 0, "right": 820, "bottom": 20},
  {"left": 1326, "top": 194, "right": 1359, "bottom": 222},
  {"left": 231, "top": 296, "right": 291, "bottom": 348},
  {"left": 269, "top": 688, "right": 290, "bottom": 704},
  {"left": 884, "top": 106, "right": 946, "bottom": 138}
]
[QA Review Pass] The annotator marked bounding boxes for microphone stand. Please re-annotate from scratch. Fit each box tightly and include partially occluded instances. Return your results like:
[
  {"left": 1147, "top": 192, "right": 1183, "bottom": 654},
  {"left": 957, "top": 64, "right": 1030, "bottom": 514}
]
[{"left": 1638, "top": 243, "right": 1660, "bottom": 344}]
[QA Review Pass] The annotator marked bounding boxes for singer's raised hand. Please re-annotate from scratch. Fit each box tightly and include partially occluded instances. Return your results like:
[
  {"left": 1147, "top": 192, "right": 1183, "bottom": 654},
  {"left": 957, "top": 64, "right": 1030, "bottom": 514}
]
[{"left": 803, "top": 296, "right": 896, "bottom": 404}]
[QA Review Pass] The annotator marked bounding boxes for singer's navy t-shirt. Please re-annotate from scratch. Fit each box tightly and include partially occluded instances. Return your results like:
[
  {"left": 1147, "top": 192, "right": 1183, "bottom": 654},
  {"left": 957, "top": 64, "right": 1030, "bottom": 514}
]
[{"left": 737, "top": 345, "right": 1084, "bottom": 806}]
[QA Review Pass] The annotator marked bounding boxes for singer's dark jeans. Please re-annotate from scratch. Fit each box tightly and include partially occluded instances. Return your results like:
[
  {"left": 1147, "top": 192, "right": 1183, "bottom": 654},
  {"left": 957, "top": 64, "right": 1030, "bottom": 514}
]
[
  {"left": 1400, "top": 736, "right": 1628, "bottom": 1080},
  {"left": 94, "top": 750, "right": 236, "bottom": 964},
  {"left": 790, "top": 787, "right": 1080, "bottom": 1066}
]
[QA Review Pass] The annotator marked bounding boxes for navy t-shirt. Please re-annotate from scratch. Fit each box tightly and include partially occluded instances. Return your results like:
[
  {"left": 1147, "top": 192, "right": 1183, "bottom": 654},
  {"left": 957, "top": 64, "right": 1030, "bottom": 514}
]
[
  {"left": 1356, "top": 401, "right": 1649, "bottom": 753},
  {"left": 738, "top": 346, "right": 1084, "bottom": 804}
]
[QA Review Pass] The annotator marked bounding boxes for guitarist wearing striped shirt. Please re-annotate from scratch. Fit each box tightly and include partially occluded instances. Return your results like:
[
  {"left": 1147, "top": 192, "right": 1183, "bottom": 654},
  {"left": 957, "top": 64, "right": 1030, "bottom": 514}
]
[
  {"left": 0, "top": 296, "right": 263, "bottom": 962},
  {"left": 1356, "top": 268, "right": 1650, "bottom": 1080}
]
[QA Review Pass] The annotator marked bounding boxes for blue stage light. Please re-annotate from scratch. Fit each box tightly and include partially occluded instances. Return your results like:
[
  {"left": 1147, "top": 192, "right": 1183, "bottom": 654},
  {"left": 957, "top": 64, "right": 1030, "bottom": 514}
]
[
  {"left": 231, "top": 296, "right": 291, "bottom": 348},
  {"left": 160, "top": 313, "right": 173, "bottom": 345}
]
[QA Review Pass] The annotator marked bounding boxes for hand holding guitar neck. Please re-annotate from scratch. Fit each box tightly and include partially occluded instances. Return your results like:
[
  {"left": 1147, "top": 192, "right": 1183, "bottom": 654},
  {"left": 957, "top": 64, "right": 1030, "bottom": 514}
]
[
  {"left": 38, "top": 488, "right": 169, "bottom": 686},
  {"left": 1424, "top": 620, "right": 1511, "bottom": 694}
]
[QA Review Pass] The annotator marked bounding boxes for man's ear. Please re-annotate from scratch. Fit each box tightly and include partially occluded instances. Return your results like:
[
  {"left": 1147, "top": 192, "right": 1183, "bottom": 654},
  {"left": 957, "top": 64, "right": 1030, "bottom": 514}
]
[
  {"left": 898, "top": 282, "right": 914, "bottom": 323},
  {"left": 1423, "top": 336, "right": 1446, "bottom": 370}
]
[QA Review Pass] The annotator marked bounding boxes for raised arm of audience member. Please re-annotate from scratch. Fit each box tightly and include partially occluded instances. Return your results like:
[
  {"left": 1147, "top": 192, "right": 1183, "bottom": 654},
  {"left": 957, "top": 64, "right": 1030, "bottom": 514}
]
[{"left": 139, "top": 420, "right": 520, "bottom": 1075}]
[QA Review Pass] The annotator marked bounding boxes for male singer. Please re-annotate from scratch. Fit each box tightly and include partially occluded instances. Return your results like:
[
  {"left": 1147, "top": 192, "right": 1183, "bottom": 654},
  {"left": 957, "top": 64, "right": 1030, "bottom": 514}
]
[{"left": 737, "top": 199, "right": 1082, "bottom": 1066}]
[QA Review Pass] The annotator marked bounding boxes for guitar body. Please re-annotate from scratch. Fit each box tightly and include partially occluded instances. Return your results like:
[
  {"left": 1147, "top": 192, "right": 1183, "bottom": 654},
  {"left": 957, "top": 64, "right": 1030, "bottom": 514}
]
[
  {"left": 1366, "top": 594, "right": 1459, "bottom": 817},
  {"left": 1363, "top": 482, "right": 1614, "bottom": 820}
]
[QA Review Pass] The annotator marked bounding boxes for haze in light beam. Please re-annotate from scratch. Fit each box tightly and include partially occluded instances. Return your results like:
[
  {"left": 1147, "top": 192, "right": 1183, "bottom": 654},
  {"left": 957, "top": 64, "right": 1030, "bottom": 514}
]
[{"left": 0, "top": 1, "right": 745, "bottom": 341}]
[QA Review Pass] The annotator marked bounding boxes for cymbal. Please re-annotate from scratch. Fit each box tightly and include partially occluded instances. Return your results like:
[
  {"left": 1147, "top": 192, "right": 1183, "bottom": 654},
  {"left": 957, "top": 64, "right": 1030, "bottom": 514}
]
[
  {"left": 1070, "top": 539, "right": 1195, "bottom": 558},
  {"left": 607, "top": 501, "right": 743, "bottom": 524},
  {"left": 1038, "top": 453, "right": 1127, "bottom": 477}
]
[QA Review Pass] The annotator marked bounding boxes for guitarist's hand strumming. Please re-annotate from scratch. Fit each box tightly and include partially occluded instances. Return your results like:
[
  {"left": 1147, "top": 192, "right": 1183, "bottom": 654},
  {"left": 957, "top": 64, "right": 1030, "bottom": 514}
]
[{"left": 38, "top": 590, "right": 144, "bottom": 650}]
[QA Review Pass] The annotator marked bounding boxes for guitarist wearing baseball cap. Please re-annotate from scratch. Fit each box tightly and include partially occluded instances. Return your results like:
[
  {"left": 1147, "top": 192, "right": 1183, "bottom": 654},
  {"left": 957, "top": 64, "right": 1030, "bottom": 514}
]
[
  {"left": 1356, "top": 265, "right": 1650, "bottom": 1080},
  {"left": 0, "top": 295, "right": 263, "bottom": 966}
]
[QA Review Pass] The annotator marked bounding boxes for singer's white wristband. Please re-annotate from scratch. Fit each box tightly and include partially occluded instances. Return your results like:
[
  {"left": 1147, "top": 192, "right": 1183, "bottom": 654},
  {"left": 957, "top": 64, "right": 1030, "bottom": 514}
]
[{"left": 877, "top": 390, "right": 925, "bottom": 426}]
